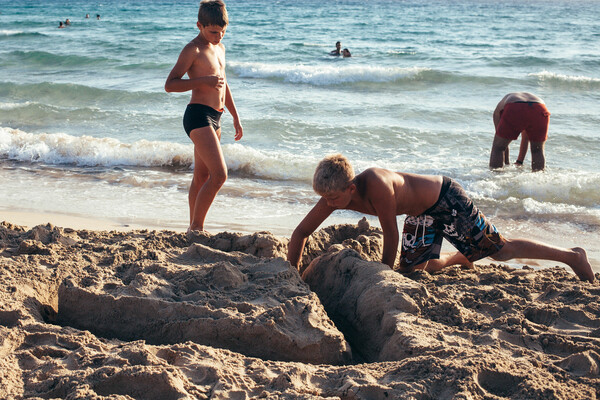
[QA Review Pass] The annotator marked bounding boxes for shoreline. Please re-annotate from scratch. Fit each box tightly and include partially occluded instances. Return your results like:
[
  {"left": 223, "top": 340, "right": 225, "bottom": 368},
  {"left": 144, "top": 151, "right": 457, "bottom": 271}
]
[
  {"left": 0, "top": 210, "right": 172, "bottom": 233},
  {"left": 2, "top": 209, "right": 598, "bottom": 275}
]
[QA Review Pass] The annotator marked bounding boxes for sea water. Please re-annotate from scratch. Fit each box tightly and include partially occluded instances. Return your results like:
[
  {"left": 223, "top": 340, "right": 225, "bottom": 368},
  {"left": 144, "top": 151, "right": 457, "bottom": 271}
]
[{"left": 1, "top": 0, "right": 599, "bottom": 269}]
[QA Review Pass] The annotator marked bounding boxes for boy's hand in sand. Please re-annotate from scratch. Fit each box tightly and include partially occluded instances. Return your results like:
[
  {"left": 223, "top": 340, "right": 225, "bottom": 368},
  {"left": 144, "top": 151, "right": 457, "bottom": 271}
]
[{"left": 234, "top": 119, "right": 243, "bottom": 141}]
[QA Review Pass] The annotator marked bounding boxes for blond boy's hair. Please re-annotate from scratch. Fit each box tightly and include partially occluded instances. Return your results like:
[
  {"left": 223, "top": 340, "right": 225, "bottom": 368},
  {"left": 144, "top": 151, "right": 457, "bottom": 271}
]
[
  {"left": 313, "top": 154, "right": 355, "bottom": 195},
  {"left": 198, "top": 0, "right": 228, "bottom": 27}
]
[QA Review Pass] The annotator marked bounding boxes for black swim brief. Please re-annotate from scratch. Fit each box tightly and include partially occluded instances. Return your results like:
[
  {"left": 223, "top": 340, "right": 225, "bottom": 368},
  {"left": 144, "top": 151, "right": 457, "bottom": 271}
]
[
  {"left": 183, "top": 103, "right": 223, "bottom": 137},
  {"left": 399, "top": 177, "right": 506, "bottom": 269}
]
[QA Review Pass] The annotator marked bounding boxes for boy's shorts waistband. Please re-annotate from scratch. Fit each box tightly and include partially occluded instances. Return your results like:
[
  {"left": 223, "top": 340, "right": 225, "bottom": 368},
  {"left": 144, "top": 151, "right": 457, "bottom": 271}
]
[
  {"left": 423, "top": 176, "right": 452, "bottom": 215},
  {"left": 187, "top": 103, "right": 224, "bottom": 113}
]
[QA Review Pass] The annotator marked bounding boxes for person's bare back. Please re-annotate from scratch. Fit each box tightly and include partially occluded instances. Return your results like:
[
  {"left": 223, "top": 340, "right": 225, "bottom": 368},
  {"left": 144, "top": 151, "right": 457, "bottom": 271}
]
[
  {"left": 495, "top": 92, "right": 544, "bottom": 112},
  {"left": 349, "top": 169, "right": 443, "bottom": 217}
]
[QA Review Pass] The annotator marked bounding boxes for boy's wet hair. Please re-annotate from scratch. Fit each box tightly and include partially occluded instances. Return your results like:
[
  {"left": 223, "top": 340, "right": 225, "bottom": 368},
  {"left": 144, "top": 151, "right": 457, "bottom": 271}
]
[
  {"left": 198, "top": 0, "right": 229, "bottom": 27},
  {"left": 313, "top": 154, "right": 355, "bottom": 195}
]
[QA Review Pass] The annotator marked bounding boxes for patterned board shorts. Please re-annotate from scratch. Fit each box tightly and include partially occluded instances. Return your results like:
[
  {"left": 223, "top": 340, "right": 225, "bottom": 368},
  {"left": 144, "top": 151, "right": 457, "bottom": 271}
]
[{"left": 399, "top": 177, "right": 506, "bottom": 269}]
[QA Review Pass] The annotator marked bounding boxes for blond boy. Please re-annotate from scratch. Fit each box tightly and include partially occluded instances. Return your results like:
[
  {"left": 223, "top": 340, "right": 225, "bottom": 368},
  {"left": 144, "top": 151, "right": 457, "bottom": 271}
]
[
  {"left": 288, "top": 154, "right": 594, "bottom": 283},
  {"left": 165, "top": 0, "right": 242, "bottom": 232}
]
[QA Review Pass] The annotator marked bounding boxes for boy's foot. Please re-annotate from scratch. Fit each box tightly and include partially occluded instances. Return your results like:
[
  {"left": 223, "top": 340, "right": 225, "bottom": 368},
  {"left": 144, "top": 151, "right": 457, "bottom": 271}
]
[
  {"left": 569, "top": 247, "right": 595, "bottom": 283},
  {"left": 186, "top": 228, "right": 210, "bottom": 242},
  {"left": 460, "top": 261, "right": 475, "bottom": 270}
]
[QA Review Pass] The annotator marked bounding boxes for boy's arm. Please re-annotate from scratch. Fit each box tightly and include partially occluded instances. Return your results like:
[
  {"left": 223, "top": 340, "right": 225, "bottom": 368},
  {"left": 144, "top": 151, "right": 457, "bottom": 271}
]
[
  {"left": 164, "top": 45, "right": 223, "bottom": 93},
  {"left": 370, "top": 183, "right": 400, "bottom": 268},
  {"left": 376, "top": 208, "right": 400, "bottom": 268},
  {"left": 287, "top": 198, "right": 335, "bottom": 269},
  {"left": 224, "top": 83, "right": 243, "bottom": 141},
  {"left": 516, "top": 131, "right": 529, "bottom": 163}
]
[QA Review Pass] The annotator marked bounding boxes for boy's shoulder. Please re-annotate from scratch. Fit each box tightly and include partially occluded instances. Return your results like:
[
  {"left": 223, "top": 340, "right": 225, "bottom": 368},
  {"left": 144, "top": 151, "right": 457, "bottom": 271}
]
[
  {"left": 184, "top": 37, "right": 204, "bottom": 50},
  {"left": 182, "top": 39, "right": 225, "bottom": 54},
  {"left": 356, "top": 168, "right": 400, "bottom": 195},
  {"left": 360, "top": 167, "right": 397, "bottom": 182}
]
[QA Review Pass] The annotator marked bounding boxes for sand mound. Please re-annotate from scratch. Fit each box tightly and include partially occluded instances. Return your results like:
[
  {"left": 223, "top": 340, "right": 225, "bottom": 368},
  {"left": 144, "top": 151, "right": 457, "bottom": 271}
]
[
  {"left": 1, "top": 220, "right": 599, "bottom": 399},
  {"left": 297, "top": 217, "right": 383, "bottom": 274},
  {"left": 57, "top": 242, "right": 351, "bottom": 364}
]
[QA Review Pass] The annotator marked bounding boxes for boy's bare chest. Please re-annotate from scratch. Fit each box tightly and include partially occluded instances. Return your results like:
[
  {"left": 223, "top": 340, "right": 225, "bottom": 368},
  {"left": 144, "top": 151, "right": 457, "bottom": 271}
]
[
  {"left": 191, "top": 48, "right": 224, "bottom": 75},
  {"left": 347, "top": 198, "right": 377, "bottom": 216}
]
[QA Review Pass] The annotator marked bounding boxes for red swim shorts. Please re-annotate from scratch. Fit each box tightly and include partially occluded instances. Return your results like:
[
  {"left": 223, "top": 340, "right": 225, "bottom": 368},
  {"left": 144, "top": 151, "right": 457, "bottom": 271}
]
[{"left": 496, "top": 102, "right": 551, "bottom": 142}]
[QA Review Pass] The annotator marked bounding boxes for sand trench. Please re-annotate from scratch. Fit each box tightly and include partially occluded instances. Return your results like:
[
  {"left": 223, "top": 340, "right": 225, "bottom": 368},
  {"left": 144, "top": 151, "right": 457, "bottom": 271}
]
[{"left": 1, "top": 220, "right": 600, "bottom": 399}]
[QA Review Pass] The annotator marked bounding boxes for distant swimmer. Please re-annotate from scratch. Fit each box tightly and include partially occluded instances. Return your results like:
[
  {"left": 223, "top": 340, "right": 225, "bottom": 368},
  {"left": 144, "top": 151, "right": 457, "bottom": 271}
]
[
  {"left": 330, "top": 41, "right": 341, "bottom": 56},
  {"left": 489, "top": 92, "right": 550, "bottom": 171},
  {"left": 342, "top": 48, "right": 351, "bottom": 58},
  {"left": 65, "top": 18, "right": 71, "bottom": 26},
  {"left": 96, "top": 14, "right": 101, "bottom": 20},
  {"left": 58, "top": 21, "right": 65, "bottom": 28},
  {"left": 86, "top": 13, "right": 90, "bottom": 18}
]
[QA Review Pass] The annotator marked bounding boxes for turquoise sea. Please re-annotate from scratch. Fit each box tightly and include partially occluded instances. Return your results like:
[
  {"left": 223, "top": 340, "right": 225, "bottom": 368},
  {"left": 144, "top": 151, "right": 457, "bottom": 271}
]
[{"left": 1, "top": 0, "right": 599, "bottom": 270}]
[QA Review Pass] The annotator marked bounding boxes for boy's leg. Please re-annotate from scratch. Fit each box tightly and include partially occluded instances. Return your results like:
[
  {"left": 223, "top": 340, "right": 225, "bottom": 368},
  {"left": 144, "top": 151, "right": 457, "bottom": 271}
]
[
  {"left": 530, "top": 140, "right": 545, "bottom": 171},
  {"left": 489, "top": 135, "right": 512, "bottom": 169},
  {"left": 188, "top": 151, "right": 209, "bottom": 228},
  {"left": 491, "top": 238, "right": 594, "bottom": 283},
  {"left": 188, "top": 126, "right": 227, "bottom": 231},
  {"left": 414, "top": 251, "right": 473, "bottom": 272},
  {"left": 516, "top": 131, "right": 529, "bottom": 165}
]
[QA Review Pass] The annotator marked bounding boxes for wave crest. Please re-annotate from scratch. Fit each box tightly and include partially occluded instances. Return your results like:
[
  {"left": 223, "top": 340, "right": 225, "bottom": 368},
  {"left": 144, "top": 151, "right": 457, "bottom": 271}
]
[
  {"left": 0, "top": 127, "right": 192, "bottom": 168},
  {"left": 0, "top": 127, "right": 316, "bottom": 181},
  {"left": 229, "top": 61, "right": 432, "bottom": 86},
  {"left": 529, "top": 71, "right": 600, "bottom": 89}
]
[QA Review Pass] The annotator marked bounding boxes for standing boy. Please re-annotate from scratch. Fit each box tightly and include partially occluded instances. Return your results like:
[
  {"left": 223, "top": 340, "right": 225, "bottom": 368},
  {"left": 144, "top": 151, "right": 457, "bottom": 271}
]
[
  {"left": 489, "top": 92, "right": 550, "bottom": 171},
  {"left": 165, "top": 0, "right": 243, "bottom": 232},
  {"left": 287, "top": 154, "right": 595, "bottom": 283}
]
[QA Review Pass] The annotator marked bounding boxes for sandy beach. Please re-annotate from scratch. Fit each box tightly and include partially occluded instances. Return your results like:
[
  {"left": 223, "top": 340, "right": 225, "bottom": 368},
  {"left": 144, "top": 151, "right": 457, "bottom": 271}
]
[
  {"left": 1, "top": 215, "right": 599, "bottom": 399},
  {"left": 2, "top": 0, "right": 600, "bottom": 397}
]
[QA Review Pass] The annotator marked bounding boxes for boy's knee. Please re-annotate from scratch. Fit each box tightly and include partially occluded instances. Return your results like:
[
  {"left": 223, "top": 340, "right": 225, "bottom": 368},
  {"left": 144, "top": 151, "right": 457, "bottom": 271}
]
[
  {"left": 489, "top": 242, "right": 512, "bottom": 261},
  {"left": 407, "top": 261, "right": 428, "bottom": 271},
  {"left": 211, "top": 169, "right": 228, "bottom": 186},
  {"left": 193, "top": 170, "right": 210, "bottom": 183}
]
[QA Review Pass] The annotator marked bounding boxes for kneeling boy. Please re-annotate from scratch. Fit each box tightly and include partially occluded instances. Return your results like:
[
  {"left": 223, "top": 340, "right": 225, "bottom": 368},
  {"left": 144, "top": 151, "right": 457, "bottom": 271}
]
[{"left": 287, "top": 154, "right": 594, "bottom": 283}]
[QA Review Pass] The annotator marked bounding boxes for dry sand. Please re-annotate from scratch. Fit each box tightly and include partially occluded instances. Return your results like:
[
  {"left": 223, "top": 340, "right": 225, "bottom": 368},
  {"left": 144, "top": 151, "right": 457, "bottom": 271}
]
[{"left": 1, "top": 218, "right": 599, "bottom": 399}]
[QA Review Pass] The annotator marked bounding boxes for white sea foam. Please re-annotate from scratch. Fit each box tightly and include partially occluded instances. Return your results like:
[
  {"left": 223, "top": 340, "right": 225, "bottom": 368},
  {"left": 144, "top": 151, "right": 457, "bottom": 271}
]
[
  {"left": 387, "top": 50, "right": 417, "bottom": 55},
  {"left": 468, "top": 172, "right": 600, "bottom": 209},
  {"left": 529, "top": 71, "right": 600, "bottom": 86},
  {"left": 228, "top": 61, "right": 430, "bottom": 85},
  {"left": 0, "top": 30, "right": 24, "bottom": 36},
  {"left": 222, "top": 143, "right": 316, "bottom": 181},
  {"left": 520, "top": 197, "right": 590, "bottom": 216},
  {"left": 0, "top": 101, "right": 30, "bottom": 110},
  {"left": 0, "top": 127, "right": 192, "bottom": 168},
  {"left": 0, "top": 127, "right": 316, "bottom": 181}
]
